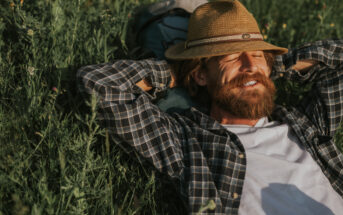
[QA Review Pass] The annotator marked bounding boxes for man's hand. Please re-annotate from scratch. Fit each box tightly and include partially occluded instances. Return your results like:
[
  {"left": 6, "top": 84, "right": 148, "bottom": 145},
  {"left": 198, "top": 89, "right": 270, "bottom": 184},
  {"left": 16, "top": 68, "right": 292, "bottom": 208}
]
[
  {"left": 291, "top": 59, "right": 318, "bottom": 73},
  {"left": 136, "top": 79, "right": 153, "bottom": 91},
  {"left": 136, "top": 73, "right": 176, "bottom": 92}
]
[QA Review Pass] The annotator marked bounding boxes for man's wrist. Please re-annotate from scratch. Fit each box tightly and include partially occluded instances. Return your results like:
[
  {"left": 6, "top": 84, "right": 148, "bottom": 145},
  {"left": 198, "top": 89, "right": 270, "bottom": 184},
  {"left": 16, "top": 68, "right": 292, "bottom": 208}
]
[
  {"left": 136, "top": 79, "right": 153, "bottom": 92},
  {"left": 291, "top": 60, "right": 318, "bottom": 73}
]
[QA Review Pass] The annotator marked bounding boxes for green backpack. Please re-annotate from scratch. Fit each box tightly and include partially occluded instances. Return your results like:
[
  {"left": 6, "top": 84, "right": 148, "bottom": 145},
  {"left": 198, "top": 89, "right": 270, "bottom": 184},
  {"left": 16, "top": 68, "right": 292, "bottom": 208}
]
[{"left": 134, "top": 0, "right": 208, "bottom": 113}]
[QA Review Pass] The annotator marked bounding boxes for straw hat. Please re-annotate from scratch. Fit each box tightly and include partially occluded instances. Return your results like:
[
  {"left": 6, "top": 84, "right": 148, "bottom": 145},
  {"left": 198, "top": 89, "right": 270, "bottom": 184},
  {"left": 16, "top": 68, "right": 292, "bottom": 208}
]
[{"left": 165, "top": 0, "right": 288, "bottom": 60}]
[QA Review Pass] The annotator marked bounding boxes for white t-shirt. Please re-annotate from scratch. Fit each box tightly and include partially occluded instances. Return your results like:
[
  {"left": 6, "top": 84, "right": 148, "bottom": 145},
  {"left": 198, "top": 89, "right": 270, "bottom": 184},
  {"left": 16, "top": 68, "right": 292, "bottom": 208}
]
[{"left": 223, "top": 117, "right": 343, "bottom": 215}]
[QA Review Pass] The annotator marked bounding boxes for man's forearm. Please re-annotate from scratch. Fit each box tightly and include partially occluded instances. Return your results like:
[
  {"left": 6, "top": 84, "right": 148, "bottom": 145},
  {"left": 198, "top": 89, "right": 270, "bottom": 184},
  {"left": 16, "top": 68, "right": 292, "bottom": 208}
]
[
  {"left": 76, "top": 59, "right": 184, "bottom": 177},
  {"left": 77, "top": 59, "right": 173, "bottom": 101},
  {"left": 272, "top": 39, "right": 343, "bottom": 135}
]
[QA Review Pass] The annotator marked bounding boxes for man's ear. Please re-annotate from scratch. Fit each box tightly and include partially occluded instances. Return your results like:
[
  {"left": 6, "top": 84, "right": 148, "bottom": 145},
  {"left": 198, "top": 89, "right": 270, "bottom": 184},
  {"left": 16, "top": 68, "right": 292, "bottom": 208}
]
[{"left": 191, "top": 68, "right": 207, "bottom": 86}]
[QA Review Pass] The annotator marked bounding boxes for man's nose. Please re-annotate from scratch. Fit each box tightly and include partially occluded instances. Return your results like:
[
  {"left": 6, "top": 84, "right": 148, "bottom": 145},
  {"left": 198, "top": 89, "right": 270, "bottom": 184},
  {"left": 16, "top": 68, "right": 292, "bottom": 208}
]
[{"left": 239, "top": 53, "right": 258, "bottom": 73}]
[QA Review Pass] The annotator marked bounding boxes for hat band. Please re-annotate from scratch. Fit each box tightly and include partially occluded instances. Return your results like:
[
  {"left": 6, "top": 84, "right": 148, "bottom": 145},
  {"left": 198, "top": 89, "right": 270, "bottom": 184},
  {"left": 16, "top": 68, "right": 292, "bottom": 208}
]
[{"left": 185, "top": 33, "right": 263, "bottom": 49}]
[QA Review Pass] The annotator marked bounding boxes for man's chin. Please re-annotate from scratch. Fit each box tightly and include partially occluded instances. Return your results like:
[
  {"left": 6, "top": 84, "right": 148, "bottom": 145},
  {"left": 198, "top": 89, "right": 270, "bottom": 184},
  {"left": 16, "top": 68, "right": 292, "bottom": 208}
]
[
  {"left": 214, "top": 92, "right": 275, "bottom": 119},
  {"left": 241, "top": 96, "right": 264, "bottom": 104},
  {"left": 237, "top": 91, "right": 264, "bottom": 103},
  {"left": 212, "top": 77, "right": 276, "bottom": 119}
]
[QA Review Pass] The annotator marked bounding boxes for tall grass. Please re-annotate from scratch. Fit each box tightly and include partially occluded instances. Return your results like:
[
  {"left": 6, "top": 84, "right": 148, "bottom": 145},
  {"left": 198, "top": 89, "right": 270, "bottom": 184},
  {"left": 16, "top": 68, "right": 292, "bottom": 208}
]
[{"left": 0, "top": 0, "right": 342, "bottom": 214}]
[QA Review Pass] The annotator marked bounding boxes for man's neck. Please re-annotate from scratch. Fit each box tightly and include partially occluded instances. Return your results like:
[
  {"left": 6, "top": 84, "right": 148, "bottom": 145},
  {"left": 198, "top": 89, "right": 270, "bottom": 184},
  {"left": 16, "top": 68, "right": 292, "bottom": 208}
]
[{"left": 210, "top": 103, "right": 259, "bottom": 126}]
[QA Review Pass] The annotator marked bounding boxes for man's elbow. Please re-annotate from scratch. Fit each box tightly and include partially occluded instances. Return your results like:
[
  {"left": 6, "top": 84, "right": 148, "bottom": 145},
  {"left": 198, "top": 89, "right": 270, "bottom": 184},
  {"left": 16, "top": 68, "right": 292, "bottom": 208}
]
[{"left": 76, "top": 65, "right": 97, "bottom": 96}]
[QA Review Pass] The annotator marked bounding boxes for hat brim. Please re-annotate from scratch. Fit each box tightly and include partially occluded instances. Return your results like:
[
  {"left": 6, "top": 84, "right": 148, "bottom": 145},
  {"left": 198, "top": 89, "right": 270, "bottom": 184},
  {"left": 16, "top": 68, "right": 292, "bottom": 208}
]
[{"left": 165, "top": 40, "right": 288, "bottom": 60}]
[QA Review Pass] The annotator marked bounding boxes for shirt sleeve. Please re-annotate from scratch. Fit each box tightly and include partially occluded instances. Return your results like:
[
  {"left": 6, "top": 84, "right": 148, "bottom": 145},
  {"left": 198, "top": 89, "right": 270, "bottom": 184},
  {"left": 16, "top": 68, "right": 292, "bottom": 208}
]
[
  {"left": 77, "top": 59, "right": 184, "bottom": 178},
  {"left": 272, "top": 39, "right": 343, "bottom": 136}
]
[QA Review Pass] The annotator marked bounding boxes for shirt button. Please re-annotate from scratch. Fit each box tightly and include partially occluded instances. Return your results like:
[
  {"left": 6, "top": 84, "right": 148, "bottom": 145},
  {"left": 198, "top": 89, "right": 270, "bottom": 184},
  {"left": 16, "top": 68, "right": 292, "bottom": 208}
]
[
  {"left": 233, "top": 193, "right": 239, "bottom": 199},
  {"left": 239, "top": 153, "right": 244, "bottom": 159},
  {"left": 159, "top": 83, "right": 165, "bottom": 87}
]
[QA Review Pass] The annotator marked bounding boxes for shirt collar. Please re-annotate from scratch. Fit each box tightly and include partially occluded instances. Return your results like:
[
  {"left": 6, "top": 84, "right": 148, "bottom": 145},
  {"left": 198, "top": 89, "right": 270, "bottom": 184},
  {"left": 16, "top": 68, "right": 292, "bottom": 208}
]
[{"left": 186, "top": 107, "right": 223, "bottom": 131}]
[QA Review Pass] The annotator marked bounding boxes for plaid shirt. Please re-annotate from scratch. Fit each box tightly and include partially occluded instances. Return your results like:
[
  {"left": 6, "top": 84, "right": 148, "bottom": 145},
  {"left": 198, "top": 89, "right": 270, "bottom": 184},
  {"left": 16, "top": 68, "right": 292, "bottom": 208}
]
[{"left": 77, "top": 40, "right": 343, "bottom": 214}]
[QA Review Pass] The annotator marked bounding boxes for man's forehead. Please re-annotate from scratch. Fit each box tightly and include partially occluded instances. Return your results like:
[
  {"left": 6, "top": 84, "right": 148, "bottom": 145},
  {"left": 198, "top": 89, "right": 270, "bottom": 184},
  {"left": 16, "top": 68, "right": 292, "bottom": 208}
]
[{"left": 214, "top": 50, "right": 265, "bottom": 60}]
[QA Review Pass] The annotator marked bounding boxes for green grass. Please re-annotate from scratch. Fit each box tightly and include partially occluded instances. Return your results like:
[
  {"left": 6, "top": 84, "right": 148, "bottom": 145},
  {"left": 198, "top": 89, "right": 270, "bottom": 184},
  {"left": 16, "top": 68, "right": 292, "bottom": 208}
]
[{"left": 0, "top": 0, "right": 342, "bottom": 214}]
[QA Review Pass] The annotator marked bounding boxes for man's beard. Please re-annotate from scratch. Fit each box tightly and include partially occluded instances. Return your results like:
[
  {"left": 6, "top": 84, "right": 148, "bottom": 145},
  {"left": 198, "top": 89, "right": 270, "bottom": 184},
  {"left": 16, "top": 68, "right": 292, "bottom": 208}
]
[{"left": 210, "top": 72, "right": 276, "bottom": 120}]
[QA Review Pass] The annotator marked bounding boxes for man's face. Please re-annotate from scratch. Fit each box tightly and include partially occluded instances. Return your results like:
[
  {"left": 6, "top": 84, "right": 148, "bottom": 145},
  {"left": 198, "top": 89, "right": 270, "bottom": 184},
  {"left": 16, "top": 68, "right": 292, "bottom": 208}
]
[{"left": 198, "top": 51, "right": 276, "bottom": 119}]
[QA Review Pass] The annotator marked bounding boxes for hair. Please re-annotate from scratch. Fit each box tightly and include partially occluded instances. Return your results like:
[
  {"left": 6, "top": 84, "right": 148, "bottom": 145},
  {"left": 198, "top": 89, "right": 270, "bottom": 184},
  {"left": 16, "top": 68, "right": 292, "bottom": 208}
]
[{"left": 170, "top": 51, "right": 275, "bottom": 103}]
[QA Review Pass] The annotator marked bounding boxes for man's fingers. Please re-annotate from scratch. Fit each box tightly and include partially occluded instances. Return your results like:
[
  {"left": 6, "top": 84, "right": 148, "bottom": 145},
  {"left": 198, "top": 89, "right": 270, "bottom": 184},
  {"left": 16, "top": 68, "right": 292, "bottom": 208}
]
[
  {"left": 292, "top": 60, "right": 318, "bottom": 72},
  {"left": 136, "top": 79, "right": 152, "bottom": 91}
]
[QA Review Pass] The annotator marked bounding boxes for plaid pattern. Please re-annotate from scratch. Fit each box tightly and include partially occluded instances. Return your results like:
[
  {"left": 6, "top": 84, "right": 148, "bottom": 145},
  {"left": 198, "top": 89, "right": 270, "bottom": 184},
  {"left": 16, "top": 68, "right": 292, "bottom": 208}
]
[{"left": 77, "top": 40, "right": 343, "bottom": 214}]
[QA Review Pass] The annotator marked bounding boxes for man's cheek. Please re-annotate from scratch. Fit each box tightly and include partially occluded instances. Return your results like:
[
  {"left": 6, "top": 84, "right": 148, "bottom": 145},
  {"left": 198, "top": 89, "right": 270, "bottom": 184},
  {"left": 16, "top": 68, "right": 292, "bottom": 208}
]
[{"left": 260, "top": 65, "right": 271, "bottom": 77}]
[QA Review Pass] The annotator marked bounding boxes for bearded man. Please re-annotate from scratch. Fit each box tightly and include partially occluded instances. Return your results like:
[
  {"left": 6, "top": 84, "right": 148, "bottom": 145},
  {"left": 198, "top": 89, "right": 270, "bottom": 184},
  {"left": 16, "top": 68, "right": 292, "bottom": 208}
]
[{"left": 77, "top": 0, "right": 343, "bottom": 214}]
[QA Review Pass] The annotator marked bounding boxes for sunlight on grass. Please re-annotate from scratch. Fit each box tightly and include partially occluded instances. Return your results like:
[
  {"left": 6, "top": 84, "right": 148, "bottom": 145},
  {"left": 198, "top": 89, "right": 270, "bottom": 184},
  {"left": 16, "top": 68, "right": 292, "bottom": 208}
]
[{"left": 0, "top": 0, "right": 342, "bottom": 214}]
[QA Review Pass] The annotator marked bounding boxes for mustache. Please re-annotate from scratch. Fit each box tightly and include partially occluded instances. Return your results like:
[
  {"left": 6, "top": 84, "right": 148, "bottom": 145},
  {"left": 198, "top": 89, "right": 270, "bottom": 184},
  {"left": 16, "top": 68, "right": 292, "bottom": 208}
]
[{"left": 222, "top": 72, "right": 271, "bottom": 90}]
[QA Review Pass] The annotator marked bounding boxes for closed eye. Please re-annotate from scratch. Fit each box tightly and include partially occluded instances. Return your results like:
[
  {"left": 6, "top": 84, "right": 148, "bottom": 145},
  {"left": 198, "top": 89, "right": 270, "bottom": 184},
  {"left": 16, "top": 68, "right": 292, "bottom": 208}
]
[
  {"left": 219, "top": 54, "right": 240, "bottom": 63},
  {"left": 224, "top": 57, "right": 238, "bottom": 62}
]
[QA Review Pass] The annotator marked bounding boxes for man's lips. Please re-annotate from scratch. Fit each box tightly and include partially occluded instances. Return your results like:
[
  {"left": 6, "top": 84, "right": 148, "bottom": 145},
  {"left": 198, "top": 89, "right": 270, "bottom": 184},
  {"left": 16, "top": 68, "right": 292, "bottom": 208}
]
[
  {"left": 222, "top": 75, "right": 267, "bottom": 89},
  {"left": 221, "top": 81, "right": 260, "bottom": 91},
  {"left": 239, "top": 80, "right": 261, "bottom": 89},
  {"left": 243, "top": 80, "right": 257, "bottom": 87}
]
